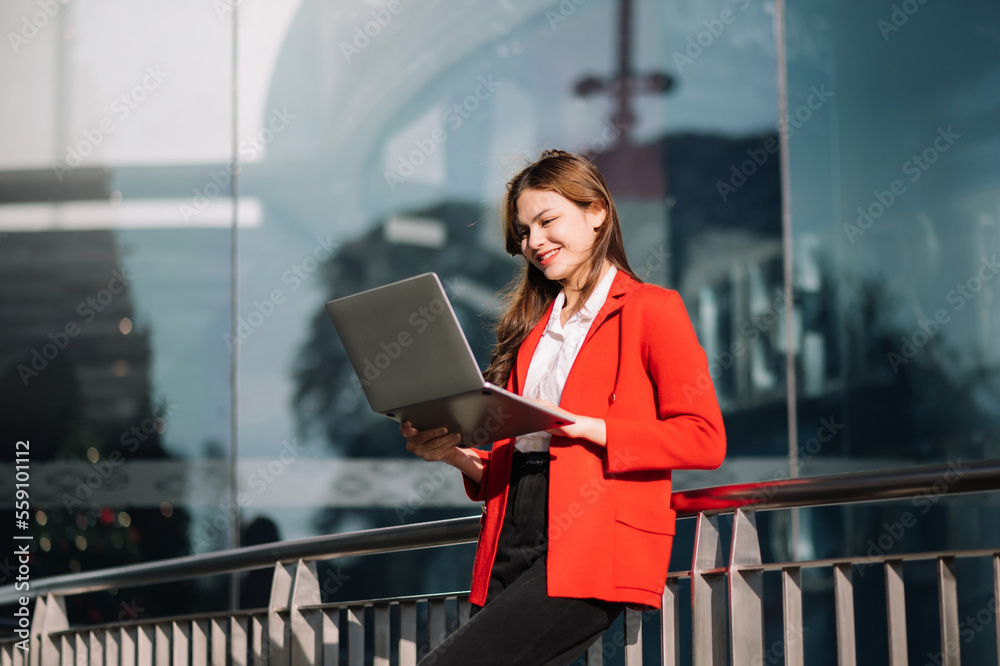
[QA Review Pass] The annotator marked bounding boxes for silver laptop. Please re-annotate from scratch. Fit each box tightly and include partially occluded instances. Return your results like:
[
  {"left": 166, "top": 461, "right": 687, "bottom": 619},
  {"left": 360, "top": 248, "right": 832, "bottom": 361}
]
[{"left": 325, "top": 272, "right": 573, "bottom": 447}]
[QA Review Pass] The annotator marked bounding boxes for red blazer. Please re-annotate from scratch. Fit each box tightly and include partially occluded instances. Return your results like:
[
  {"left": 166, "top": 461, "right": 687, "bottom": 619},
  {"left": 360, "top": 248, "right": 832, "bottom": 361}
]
[{"left": 462, "top": 269, "right": 726, "bottom": 609}]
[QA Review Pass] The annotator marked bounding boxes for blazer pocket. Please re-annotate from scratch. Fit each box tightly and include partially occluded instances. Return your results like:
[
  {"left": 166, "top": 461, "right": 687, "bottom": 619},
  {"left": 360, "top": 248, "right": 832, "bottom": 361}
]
[{"left": 612, "top": 502, "right": 676, "bottom": 593}]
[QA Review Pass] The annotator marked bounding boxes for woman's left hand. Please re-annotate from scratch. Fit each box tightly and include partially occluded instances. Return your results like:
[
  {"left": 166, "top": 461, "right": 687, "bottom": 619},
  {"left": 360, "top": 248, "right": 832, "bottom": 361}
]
[{"left": 528, "top": 398, "right": 607, "bottom": 447}]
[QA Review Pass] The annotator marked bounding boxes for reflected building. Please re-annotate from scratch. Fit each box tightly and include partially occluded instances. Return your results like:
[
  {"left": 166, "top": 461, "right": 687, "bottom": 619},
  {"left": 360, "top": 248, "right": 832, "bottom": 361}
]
[{"left": 0, "top": 221, "right": 194, "bottom": 623}]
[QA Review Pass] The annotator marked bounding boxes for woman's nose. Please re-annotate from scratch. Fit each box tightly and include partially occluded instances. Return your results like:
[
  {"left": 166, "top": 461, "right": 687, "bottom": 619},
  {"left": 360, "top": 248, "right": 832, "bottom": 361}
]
[{"left": 528, "top": 228, "right": 545, "bottom": 248}]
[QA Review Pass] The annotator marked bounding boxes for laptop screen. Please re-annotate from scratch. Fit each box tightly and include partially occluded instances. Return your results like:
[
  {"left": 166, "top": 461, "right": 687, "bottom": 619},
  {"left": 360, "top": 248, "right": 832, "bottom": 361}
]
[{"left": 325, "top": 273, "right": 486, "bottom": 412}]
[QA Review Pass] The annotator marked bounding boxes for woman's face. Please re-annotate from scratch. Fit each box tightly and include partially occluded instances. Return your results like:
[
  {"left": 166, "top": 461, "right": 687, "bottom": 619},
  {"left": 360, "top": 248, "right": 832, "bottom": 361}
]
[{"left": 515, "top": 188, "right": 606, "bottom": 290}]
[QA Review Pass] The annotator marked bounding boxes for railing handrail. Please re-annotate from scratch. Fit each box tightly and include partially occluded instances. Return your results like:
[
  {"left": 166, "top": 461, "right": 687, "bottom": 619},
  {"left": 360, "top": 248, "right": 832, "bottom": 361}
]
[
  {"left": 5, "top": 457, "right": 997, "bottom": 605},
  {"left": 669, "top": 456, "right": 997, "bottom": 513}
]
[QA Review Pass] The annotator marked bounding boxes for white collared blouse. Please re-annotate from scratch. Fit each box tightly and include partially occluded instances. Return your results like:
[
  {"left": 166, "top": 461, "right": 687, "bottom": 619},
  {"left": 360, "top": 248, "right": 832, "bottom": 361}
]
[{"left": 514, "top": 264, "right": 618, "bottom": 453}]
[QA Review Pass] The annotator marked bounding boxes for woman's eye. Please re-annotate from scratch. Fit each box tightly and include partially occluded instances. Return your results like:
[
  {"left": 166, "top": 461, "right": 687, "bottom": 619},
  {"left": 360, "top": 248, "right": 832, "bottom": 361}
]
[{"left": 541, "top": 218, "right": 553, "bottom": 226}]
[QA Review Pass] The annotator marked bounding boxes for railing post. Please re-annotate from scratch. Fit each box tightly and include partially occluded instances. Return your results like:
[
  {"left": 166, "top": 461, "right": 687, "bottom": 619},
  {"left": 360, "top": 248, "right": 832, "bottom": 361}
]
[
  {"left": 290, "top": 560, "right": 322, "bottom": 666},
  {"left": 623, "top": 609, "right": 642, "bottom": 666},
  {"left": 691, "top": 512, "right": 726, "bottom": 666},
  {"left": 399, "top": 602, "right": 416, "bottom": 666},
  {"left": 833, "top": 563, "right": 857, "bottom": 666},
  {"left": 211, "top": 617, "right": 228, "bottom": 666},
  {"left": 347, "top": 605, "right": 364, "bottom": 666},
  {"left": 937, "top": 557, "right": 961, "bottom": 666},
  {"left": 585, "top": 637, "right": 603, "bottom": 666},
  {"left": 728, "top": 509, "right": 764, "bottom": 665},
  {"left": 661, "top": 579, "right": 680, "bottom": 666},
  {"left": 373, "top": 603, "right": 391, "bottom": 666},
  {"left": 30, "top": 593, "right": 67, "bottom": 666},
  {"left": 885, "top": 560, "right": 908, "bottom": 666},
  {"left": 269, "top": 562, "right": 295, "bottom": 665},
  {"left": 427, "top": 599, "right": 447, "bottom": 650},
  {"left": 781, "top": 567, "right": 804, "bottom": 666}
]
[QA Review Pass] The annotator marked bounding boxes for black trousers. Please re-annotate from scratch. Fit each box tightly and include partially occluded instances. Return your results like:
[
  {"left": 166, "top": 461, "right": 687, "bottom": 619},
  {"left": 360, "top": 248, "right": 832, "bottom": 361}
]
[{"left": 418, "top": 451, "right": 625, "bottom": 666}]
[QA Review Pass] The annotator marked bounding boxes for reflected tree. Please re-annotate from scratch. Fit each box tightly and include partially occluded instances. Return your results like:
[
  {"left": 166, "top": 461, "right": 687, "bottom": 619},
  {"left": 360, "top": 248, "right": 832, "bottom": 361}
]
[{"left": 293, "top": 201, "right": 516, "bottom": 460}]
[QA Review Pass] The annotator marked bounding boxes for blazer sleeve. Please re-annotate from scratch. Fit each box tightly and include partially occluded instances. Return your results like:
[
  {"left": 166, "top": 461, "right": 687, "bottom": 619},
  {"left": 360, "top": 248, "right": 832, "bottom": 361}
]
[
  {"left": 461, "top": 447, "right": 492, "bottom": 502},
  {"left": 603, "top": 291, "right": 726, "bottom": 474}
]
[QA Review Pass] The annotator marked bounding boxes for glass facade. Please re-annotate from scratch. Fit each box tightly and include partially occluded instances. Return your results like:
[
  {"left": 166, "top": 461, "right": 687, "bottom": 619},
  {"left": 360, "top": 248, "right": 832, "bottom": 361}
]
[
  {"left": 780, "top": 1, "right": 1000, "bottom": 660},
  {"left": 0, "top": 0, "right": 997, "bottom": 651}
]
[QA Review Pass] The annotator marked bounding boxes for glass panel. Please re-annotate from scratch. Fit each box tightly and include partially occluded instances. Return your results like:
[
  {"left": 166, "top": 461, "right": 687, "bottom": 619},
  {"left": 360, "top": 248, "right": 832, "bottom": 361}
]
[
  {"left": 0, "top": 0, "right": 233, "bottom": 620},
  {"left": 235, "top": 0, "right": 782, "bottom": 602},
  {"left": 785, "top": 0, "right": 1000, "bottom": 468},
  {"left": 784, "top": 2, "right": 1000, "bottom": 663}
]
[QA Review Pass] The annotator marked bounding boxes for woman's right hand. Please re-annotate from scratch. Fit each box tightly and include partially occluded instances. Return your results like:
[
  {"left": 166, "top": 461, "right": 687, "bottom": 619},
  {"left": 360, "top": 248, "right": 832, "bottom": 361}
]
[
  {"left": 400, "top": 421, "right": 463, "bottom": 464},
  {"left": 400, "top": 421, "right": 484, "bottom": 484}
]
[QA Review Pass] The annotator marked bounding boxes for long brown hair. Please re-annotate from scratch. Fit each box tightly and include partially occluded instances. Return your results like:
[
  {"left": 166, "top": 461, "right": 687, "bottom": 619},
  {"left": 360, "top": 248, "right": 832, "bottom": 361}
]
[{"left": 484, "top": 149, "right": 640, "bottom": 387}]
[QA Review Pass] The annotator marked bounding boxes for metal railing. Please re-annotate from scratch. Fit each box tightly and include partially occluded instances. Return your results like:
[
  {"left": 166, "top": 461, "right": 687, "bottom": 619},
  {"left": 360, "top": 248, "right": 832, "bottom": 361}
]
[{"left": 3, "top": 458, "right": 999, "bottom": 665}]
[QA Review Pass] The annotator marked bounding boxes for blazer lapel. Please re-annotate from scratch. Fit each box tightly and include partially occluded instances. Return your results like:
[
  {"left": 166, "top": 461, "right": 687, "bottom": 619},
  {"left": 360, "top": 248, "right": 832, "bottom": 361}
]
[
  {"left": 579, "top": 269, "right": 633, "bottom": 349},
  {"left": 509, "top": 300, "right": 554, "bottom": 395},
  {"left": 508, "top": 270, "right": 635, "bottom": 394}
]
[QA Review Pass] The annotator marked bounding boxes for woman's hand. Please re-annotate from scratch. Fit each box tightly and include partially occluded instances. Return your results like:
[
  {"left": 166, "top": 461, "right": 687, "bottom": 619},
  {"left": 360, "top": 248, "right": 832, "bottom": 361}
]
[
  {"left": 400, "top": 422, "right": 463, "bottom": 463},
  {"left": 527, "top": 399, "right": 607, "bottom": 447},
  {"left": 400, "top": 421, "right": 484, "bottom": 484}
]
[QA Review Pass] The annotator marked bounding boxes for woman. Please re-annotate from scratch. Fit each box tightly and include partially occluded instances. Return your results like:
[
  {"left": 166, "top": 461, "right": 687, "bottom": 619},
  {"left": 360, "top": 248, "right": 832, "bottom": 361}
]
[{"left": 402, "top": 149, "right": 726, "bottom": 665}]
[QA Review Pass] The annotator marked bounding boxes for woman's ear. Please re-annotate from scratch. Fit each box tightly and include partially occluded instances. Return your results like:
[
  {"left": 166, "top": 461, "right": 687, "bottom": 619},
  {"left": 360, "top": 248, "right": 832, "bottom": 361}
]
[{"left": 589, "top": 200, "right": 608, "bottom": 230}]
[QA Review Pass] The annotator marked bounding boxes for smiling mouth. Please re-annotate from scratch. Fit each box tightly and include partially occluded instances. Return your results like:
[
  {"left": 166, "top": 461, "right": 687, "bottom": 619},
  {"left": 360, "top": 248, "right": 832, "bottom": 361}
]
[{"left": 538, "top": 248, "right": 560, "bottom": 265}]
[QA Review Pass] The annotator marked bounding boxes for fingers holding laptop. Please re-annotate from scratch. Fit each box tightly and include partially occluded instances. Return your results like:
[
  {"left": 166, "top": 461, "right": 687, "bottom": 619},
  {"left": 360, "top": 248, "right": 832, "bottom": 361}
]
[
  {"left": 400, "top": 421, "right": 462, "bottom": 462},
  {"left": 400, "top": 421, "right": 485, "bottom": 484},
  {"left": 525, "top": 399, "right": 607, "bottom": 448}
]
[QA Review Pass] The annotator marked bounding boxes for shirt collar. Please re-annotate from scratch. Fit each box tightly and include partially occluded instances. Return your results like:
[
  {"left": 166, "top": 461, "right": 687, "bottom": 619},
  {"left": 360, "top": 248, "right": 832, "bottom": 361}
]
[{"left": 547, "top": 264, "right": 618, "bottom": 332}]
